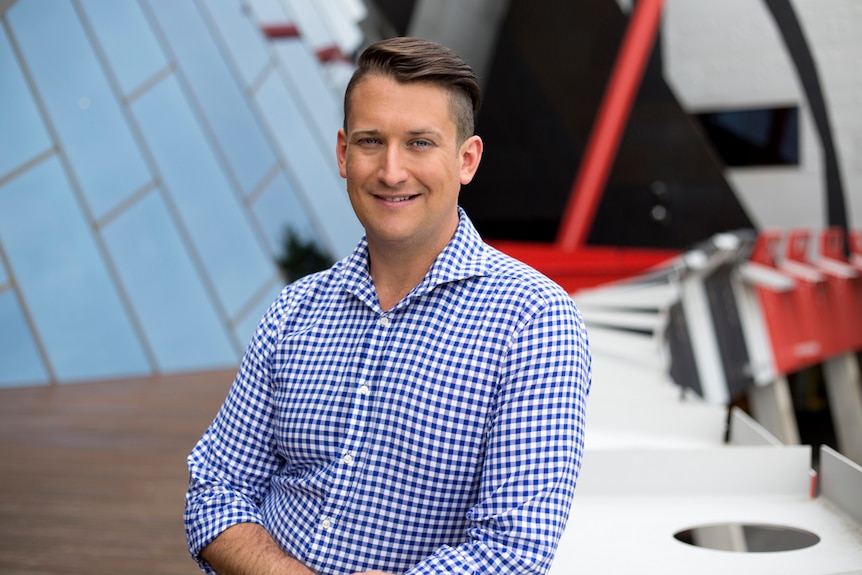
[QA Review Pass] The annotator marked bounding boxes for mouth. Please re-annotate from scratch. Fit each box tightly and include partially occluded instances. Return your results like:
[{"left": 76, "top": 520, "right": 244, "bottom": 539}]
[{"left": 375, "top": 194, "right": 419, "bottom": 203}]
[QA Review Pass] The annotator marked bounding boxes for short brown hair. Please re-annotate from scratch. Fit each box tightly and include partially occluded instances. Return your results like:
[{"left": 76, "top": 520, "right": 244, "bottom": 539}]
[{"left": 343, "top": 37, "right": 482, "bottom": 144}]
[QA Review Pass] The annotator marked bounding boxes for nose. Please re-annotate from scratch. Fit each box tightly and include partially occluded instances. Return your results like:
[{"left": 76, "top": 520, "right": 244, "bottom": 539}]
[{"left": 377, "top": 145, "right": 408, "bottom": 187}]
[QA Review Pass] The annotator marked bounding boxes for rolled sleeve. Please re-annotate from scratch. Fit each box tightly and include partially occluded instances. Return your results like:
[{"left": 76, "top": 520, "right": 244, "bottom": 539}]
[{"left": 184, "top": 304, "right": 286, "bottom": 570}]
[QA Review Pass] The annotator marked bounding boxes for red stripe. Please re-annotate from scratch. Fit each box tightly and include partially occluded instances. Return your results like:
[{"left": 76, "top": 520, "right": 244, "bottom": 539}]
[
  {"left": 557, "top": 0, "right": 665, "bottom": 250},
  {"left": 316, "top": 44, "right": 350, "bottom": 63},
  {"left": 262, "top": 23, "right": 300, "bottom": 39}
]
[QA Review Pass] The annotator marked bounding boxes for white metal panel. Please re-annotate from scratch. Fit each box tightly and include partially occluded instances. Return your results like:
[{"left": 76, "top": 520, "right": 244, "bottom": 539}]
[{"left": 552, "top": 446, "right": 862, "bottom": 575}]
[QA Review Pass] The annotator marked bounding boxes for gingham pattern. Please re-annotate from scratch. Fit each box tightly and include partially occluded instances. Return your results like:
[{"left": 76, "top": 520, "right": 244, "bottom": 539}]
[{"left": 185, "top": 209, "right": 591, "bottom": 575}]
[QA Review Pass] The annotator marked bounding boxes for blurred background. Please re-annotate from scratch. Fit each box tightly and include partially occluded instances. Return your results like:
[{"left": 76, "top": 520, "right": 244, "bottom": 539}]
[
  {"left": 1, "top": 0, "right": 859, "bottom": 388},
  {"left": 1, "top": 1, "right": 860, "bottom": 573}
]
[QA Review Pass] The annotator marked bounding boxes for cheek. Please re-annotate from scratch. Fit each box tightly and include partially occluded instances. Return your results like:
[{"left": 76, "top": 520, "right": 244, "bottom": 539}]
[
  {"left": 413, "top": 159, "right": 452, "bottom": 184},
  {"left": 344, "top": 155, "right": 376, "bottom": 182}
]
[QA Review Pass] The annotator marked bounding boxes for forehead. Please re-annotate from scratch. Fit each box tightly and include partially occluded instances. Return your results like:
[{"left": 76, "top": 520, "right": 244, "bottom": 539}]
[{"left": 347, "top": 75, "right": 457, "bottom": 132}]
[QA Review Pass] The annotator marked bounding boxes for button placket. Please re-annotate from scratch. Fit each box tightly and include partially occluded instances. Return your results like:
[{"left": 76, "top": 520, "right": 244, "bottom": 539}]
[{"left": 315, "top": 312, "right": 386, "bottom": 539}]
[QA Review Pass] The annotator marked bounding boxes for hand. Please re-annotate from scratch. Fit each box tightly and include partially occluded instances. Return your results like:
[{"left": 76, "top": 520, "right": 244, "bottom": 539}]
[{"left": 199, "top": 523, "right": 316, "bottom": 575}]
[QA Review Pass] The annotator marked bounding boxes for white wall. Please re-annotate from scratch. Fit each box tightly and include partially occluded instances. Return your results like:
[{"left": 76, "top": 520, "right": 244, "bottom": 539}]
[{"left": 663, "top": 0, "right": 861, "bottom": 233}]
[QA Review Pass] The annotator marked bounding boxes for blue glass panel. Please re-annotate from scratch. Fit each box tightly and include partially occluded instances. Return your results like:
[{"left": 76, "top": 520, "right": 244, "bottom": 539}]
[
  {"left": 233, "top": 279, "right": 284, "bottom": 351},
  {"left": 255, "top": 71, "right": 360, "bottom": 258},
  {"left": 7, "top": 0, "right": 151, "bottom": 221},
  {"left": 0, "top": 255, "right": 8, "bottom": 286},
  {"left": 131, "top": 76, "right": 274, "bottom": 319},
  {"left": 147, "top": 0, "right": 276, "bottom": 195},
  {"left": 101, "top": 192, "right": 239, "bottom": 371},
  {"left": 0, "top": 290, "right": 49, "bottom": 388},
  {"left": 273, "top": 41, "right": 342, "bottom": 140},
  {"left": 0, "top": 26, "right": 52, "bottom": 179},
  {"left": 0, "top": 158, "right": 150, "bottom": 382},
  {"left": 251, "top": 170, "right": 322, "bottom": 255},
  {"left": 77, "top": 0, "right": 168, "bottom": 96},
  {"left": 200, "top": 0, "right": 271, "bottom": 89},
  {"left": 245, "top": 0, "right": 290, "bottom": 23}
]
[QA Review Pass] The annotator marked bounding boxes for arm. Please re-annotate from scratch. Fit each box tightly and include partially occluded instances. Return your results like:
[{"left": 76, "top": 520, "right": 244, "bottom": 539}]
[
  {"left": 200, "top": 523, "right": 316, "bottom": 575},
  {"left": 407, "top": 293, "right": 591, "bottom": 575},
  {"left": 185, "top": 290, "right": 303, "bottom": 573}
]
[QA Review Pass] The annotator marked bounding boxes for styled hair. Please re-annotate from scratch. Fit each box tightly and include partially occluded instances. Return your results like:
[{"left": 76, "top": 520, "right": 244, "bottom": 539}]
[{"left": 343, "top": 37, "right": 482, "bottom": 144}]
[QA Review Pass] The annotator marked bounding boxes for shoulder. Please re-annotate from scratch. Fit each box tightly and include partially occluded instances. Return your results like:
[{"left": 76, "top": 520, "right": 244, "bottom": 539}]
[
  {"left": 251, "top": 266, "right": 343, "bottom": 344},
  {"left": 479, "top": 243, "right": 577, "bottom": 311},
  {"left": 270, "top": 267, "right": 342, "bottom": 321}
]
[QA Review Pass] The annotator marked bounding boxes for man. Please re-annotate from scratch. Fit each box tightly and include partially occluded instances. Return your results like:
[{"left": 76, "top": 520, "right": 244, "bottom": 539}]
[{"left": 185, "top": 36, "right": 591, "bottom": 575}]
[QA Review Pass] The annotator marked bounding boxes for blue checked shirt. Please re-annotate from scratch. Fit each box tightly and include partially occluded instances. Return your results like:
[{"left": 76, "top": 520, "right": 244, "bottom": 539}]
[{"left": 185, "top": 209, "right": 591, "bottom": 575}]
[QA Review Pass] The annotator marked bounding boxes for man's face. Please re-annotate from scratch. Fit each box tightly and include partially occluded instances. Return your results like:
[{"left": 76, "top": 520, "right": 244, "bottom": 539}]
[{"left": 337, "top": 74, "right": 482, "bottom": 258}]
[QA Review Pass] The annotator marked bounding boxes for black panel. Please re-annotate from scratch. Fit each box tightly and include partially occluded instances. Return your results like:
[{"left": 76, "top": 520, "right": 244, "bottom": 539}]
[
  {"left": 666, "top": 302, "right": 702, "bottom": 397},
  {"left": 365, "top": 0, "right": 417, "bottom": 36},
  {"left": 463, "top": 0, "right": 755, "bottom": 249},
  {"left": 463, "top": 0, "right": 618, "bottom": 241},
  {"left": 704, "top": 264, "right": 754, "bottom": 400},
  {"left": 463, "top": 18, "right": 580, "bottom": 242},
  {"left": 696, "top": 107, "right": 799, "bottom": 167}
]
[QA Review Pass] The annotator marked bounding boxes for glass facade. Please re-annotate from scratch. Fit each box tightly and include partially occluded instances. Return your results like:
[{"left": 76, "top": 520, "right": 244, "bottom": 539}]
[{"left": 0, "top": 0, "right": 363, "bottom": 387}]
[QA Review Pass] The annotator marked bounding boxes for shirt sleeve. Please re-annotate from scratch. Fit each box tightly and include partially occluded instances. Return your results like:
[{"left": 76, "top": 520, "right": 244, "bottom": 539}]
[
  {"left": 405, "top": 290, "right": 592, "bottom": 575},
  {"left": 183, "top": 294, "right": 287, "bottom": 573}
]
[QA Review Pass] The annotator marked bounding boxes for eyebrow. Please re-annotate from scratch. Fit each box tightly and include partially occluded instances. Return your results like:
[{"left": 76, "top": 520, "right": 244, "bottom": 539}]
[
  {"left": 408, "top": 129, "right": 444, "bottom": 139},
  {"left": 350, "top": 128, "right": 444, "bottom": 139}
]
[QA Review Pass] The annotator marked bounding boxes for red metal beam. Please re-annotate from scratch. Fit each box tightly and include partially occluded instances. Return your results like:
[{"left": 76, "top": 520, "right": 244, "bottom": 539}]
[
  {"left": 490, "top": 239, "right": 676, "bottom": 293},
  {"left": 556, "top": 0, "right": 665, "bottom": 251}
]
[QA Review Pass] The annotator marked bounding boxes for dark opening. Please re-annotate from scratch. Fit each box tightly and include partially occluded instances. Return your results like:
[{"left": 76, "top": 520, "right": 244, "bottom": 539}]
[{"left": 695, "top": 107, "right": 799, "bottom": 167}]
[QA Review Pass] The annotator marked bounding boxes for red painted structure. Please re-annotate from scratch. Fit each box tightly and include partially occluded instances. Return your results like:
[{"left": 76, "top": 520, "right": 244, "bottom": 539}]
[
  {"left": 488, "top": 240, "right": 676, "bottom": 294},
  {"left": 782, "top": 229, "right": 840, "bottom": 360},
  {"left": 748, "top": 227, "right": 862, "bottom": 378},
  {"left": 817, "top": 228, "right": 862, "bottom": 351},
  {"left": 749, "top": 231, "right": 823, "bottom": 375}
]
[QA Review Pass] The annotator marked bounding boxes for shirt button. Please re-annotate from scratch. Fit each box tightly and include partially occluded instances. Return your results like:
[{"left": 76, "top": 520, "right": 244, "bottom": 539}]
[
  {"left": 379, "top": 316, "right": 390, "bottom": 327},
  {"left": 342, "top": 453, "right": 354, "bottom": 464},
  {"left": 358, "top": 384, "right": 370, "bottom": 396},
  {"left": 321, "top": 518, "right": 332, "bottom": 530}
]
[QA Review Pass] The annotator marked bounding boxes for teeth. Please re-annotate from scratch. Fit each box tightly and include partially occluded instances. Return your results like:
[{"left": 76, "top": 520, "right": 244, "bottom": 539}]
[{"left": 388, "top": 196, "right": 412, "bottom": 202}]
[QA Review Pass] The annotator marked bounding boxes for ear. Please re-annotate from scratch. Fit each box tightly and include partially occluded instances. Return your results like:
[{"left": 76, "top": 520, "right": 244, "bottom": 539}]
[
  {"left": 459, "top": 135, "right": 483, "bottom": 185},
  {"left": 336, "top": 128, "right": 348, "bottom": 178}
]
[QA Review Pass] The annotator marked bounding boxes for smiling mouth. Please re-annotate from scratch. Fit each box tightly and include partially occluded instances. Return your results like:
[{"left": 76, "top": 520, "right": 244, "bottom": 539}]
[{"left": 377, "top": 194, "right": 418, "bottom": 202}]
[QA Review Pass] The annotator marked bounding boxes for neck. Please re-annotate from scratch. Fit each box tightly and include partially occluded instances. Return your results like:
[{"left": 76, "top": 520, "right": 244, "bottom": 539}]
[
  {"left": 367, "top": 243, "right": 439, "bottom": 312},
  {"left": 365, "top": 210, "right": 461, "bottom": 312}
]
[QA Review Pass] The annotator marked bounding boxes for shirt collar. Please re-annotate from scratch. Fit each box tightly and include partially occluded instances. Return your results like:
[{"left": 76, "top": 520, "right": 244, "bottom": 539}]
[{"left": 336, "top": 207, "right": 488, "bottom": 311}]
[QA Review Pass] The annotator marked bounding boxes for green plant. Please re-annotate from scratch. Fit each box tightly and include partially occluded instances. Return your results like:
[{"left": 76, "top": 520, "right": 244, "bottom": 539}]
[{"left": 275, "top": 227, "right": 333, "bottom": 282}]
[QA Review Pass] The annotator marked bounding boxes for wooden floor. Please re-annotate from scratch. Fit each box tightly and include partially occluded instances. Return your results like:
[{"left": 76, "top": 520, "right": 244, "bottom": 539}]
[{"left": 0, "top": 368, "right": 236, "bottom": 575}]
